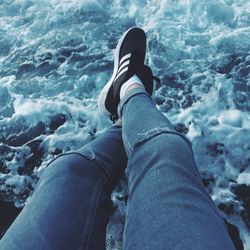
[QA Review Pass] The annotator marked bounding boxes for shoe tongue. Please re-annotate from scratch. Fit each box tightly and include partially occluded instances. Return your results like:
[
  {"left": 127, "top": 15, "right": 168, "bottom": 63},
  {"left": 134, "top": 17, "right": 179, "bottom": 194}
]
[{"left": 130, "top": 50, "right": 145, "bottom": 71}]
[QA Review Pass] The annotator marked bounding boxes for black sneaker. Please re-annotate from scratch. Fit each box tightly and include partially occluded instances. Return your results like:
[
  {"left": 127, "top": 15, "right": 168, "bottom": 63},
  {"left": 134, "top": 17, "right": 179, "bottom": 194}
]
[{"left": 98, "top": 27, "right": 158, "bottom": 121}]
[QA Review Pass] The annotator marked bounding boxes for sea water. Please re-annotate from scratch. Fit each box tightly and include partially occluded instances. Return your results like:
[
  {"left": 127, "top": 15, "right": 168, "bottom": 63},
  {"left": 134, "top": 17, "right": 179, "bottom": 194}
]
[{"left": 0, "top": 0, "right": 249, "bottom": 249}]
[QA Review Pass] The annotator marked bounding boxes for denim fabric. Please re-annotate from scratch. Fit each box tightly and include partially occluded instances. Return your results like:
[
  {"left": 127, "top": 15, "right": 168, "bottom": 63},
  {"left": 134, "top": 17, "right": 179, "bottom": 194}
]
[
  {"left": 0, "top": 126, "right": 127, "bottom": 250},
  {"left": 0, "top": 90, "right": 235, "bottom": 250},
  {"left": 120, "top": 89, "right": 235, "bottom": 250}
]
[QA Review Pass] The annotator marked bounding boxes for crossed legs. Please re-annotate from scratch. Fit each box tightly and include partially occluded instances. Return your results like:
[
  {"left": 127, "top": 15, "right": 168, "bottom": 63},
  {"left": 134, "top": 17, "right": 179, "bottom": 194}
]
[{"left": 0, "top": 91, "right": 235, "bottom": 250}]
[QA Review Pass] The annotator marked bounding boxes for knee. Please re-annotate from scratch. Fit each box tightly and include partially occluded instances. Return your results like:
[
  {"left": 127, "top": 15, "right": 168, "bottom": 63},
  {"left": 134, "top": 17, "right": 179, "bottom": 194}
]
[
  {"left": 136, "top": 127, "right": 192, "bottom": 153},
  {"left": 42, "top": 152, "right": 105, "bottom": 183},
  {"left": 138, "top": 131, "right": 195, "bottom": 167},
  {"left": 161, "top": 132, "right": 192, "bottom": 154}
]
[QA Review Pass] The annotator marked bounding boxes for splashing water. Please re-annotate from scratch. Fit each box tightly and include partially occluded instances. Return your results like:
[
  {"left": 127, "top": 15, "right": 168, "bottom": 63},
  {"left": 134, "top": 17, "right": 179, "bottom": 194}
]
[{"left": 0, "top": 0, "right": 250, "bottom": 249}]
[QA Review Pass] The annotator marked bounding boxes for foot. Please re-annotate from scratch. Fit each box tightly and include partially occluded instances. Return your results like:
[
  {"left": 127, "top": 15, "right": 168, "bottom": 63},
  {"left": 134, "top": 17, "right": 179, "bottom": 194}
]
[{"left": 98, "top": 27, "right": 157, "bottom": 121}]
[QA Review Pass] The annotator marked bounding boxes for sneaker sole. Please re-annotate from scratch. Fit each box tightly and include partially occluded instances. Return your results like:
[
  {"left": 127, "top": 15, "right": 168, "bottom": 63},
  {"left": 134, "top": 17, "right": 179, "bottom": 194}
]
[{"left": 98, "top": 26, "right": 142, "bottom": 117}]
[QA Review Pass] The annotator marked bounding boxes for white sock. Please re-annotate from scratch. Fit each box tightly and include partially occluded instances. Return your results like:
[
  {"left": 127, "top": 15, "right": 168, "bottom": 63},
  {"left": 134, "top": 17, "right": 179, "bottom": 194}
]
[{"left": 120, "top": 75, "right": 144, "bottom": 100}]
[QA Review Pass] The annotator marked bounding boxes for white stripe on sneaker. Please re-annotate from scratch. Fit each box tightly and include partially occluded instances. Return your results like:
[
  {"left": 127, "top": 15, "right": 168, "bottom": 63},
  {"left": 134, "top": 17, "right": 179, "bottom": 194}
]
[
  {"left": 119, "top": 53, "right": 131, "bottom": 65},
  {"left": 114, "top": 66, "right": 129, "bottom": 81},
  {"left": 117, "top": 59, "right": 130, "bottom": 74}
]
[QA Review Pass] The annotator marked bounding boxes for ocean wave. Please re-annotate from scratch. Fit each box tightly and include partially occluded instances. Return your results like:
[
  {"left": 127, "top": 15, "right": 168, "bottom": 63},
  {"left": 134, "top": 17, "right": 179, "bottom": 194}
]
[{"left": 0, "top": 0, "right": 249, "bottom": 248}]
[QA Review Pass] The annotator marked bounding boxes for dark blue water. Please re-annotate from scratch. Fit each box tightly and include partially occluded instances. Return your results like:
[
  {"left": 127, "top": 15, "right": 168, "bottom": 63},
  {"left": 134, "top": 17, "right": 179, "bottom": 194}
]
[{"left": 0, "top": 0, "right": 249, "bottom": 248}]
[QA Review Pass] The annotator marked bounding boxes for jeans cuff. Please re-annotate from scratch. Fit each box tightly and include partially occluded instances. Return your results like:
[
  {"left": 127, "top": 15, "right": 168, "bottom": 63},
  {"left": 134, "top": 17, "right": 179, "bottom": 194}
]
[{"left": 117, "top": 88, "right": 150, "bottom": 118}]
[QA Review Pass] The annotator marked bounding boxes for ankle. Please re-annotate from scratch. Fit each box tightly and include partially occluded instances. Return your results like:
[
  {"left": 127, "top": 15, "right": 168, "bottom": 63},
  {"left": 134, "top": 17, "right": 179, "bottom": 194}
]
[
  {"left": 120, "top": 75, "right": 144, "bottom": 100},
  {"left": 124, "top": 83, "right": 144, "bottom": 97}
]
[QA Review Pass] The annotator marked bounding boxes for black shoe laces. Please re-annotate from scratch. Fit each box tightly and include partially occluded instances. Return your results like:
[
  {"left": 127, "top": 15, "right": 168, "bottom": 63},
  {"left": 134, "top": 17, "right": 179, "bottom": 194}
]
[
  {"left": 110, "top": 114, "right": 118, "bottom": 123},
  {"left": 153, "top": 75, "right": 161, "bottom": 84}
]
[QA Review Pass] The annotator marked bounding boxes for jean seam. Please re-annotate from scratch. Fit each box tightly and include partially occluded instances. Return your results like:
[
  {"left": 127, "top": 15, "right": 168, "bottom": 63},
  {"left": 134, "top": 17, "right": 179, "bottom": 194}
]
[
  {"left": 84, "top": 170, "right": 108, "bottom": 250},
  {"left": 123, "top": 131, "right": 133, "bottom": 155}
]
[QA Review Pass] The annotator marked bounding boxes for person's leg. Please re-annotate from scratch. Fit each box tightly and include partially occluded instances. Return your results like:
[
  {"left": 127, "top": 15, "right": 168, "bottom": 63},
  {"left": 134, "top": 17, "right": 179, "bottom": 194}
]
[
  {"left": 0, "top": 125, "right": 127, "bottom": 250},
  {"left": 120, "top": 88, "right": 235, "bottom": 250}
]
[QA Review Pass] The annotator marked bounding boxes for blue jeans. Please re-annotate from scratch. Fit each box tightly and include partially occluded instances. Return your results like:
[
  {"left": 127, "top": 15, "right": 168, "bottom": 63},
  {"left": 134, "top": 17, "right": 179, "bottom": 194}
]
[{"left": 0, "top": 89, "right": 235, "bottom": 250}]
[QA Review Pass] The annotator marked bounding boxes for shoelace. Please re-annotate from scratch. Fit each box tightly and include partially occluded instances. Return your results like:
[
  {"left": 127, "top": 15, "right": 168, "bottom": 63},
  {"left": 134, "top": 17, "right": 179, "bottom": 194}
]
[
  {"left": 153, "top": 75, "right": 161, "bottom": 84},
  {"left": 110, "top": 114, "right": 118, "bottom": 123}
]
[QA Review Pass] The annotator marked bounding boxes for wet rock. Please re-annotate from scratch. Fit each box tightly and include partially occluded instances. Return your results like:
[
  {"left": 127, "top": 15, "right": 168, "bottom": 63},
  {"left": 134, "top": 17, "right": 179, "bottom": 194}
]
[
  {"left": 68, "top": 53, "right": 86, "bottom": 63},
  {"left": 218, "top": 202, "right": 237, "bottom": 216},
  {"left": 224, "top": 220, "right": 244, "bottom": 250},
  {"left": 0, "top": 145, "right": 14, "bottom": 159},
  {"left": 49, "top": 114, "right": 67, "bottom": 132},
  {"left": 238, "top": 65, "right": 250, "bottom": 77},
  {"left": 159, "top": 100, "right": 173, "bottom": 112},
  {"left": 57, "top": 56, "right": 66, "bottom": 63},
  {"left": 0, "top": 160, "right": 10, "bottom": 174},
  {"left": 59, "top": 45, "right": 85, "bottom": 58},
  {"left": 6, "top": 121, "right": 46, "bottom": 147},
  {"left": 51, "top": 148, "right": 62, "bottom": 155},
  {"left": 33, "top": 52, "right": 53, "bottom": 62},
  {"left": 206, "top": 142, "right": 224, "bottom": 157},
  {"left": 16, "top": 63, "right": 35, "bottom": 79},
  {"left": 174, "top": 123, "right": 189, "bottom": 135},
  {"left": 232, "top": 184, "right": 250, "bottom": 229},
  {"left": 213, "top": 54, "right": 242, "bottom": 74},
  {"left": 0, "top": 200, "right": 22, "bottom": 239},
  {"left": 233, "top": 91, "right": 250, "bottom": 112},
  {"left": 37, "top": 61, "right": 59, "bottom": 76},
  {"left": 202, "top": 175, "right": 215, "bottom": 193},
  {"left": 0, "top": 159, "right": 10, "bottom": 174},
  {"left": 162, "top": 75, "right": 184, "bottom": 89},
  {"left": 0, "top": 176, "right": 34, "bottom": 206},
  {"left": 181, "top": 94, "right": 195, "bottom": 109},
  {"left": 19, "top": 139, "right": 44, "bottom": 175},
  {"left": 0, "top": 145, "right": 15, "bottom": 174},
  {"left": 154, "top": 95, "right": 165, "bottom": 105},
  {"left": 233, "top": 184, "right": 250, "bottom": 198}
]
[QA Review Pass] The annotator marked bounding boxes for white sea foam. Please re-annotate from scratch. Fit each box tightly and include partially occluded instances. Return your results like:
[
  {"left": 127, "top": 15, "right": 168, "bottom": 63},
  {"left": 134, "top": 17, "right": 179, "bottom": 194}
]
[{"left": 0, "top": 0, "right": 249, "bottom": 248}]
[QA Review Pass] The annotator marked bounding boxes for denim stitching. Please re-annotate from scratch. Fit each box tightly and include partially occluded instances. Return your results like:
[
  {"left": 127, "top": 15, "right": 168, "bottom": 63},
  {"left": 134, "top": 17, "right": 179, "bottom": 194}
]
[
  {"left": 83, "top": 172, "right": 108, "bottom": 250},
  {"left": 42, "top": 152, "right": 110, "bottom": 249},
  {"left": 122, "top": 131, "right": 133, "bottom": 155}
]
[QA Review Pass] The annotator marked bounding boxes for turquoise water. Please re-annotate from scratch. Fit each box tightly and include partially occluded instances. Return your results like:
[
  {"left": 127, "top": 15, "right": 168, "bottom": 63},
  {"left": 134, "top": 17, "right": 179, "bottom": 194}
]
[{"left": 0, "top": 0, "right": 250, "bottom": 248}]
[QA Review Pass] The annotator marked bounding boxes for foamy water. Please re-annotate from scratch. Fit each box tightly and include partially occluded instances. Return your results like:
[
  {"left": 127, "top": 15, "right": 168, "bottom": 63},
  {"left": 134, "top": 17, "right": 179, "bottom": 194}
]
[{"left": 0, "top": 0, "right": 249, "bottom": 249}]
